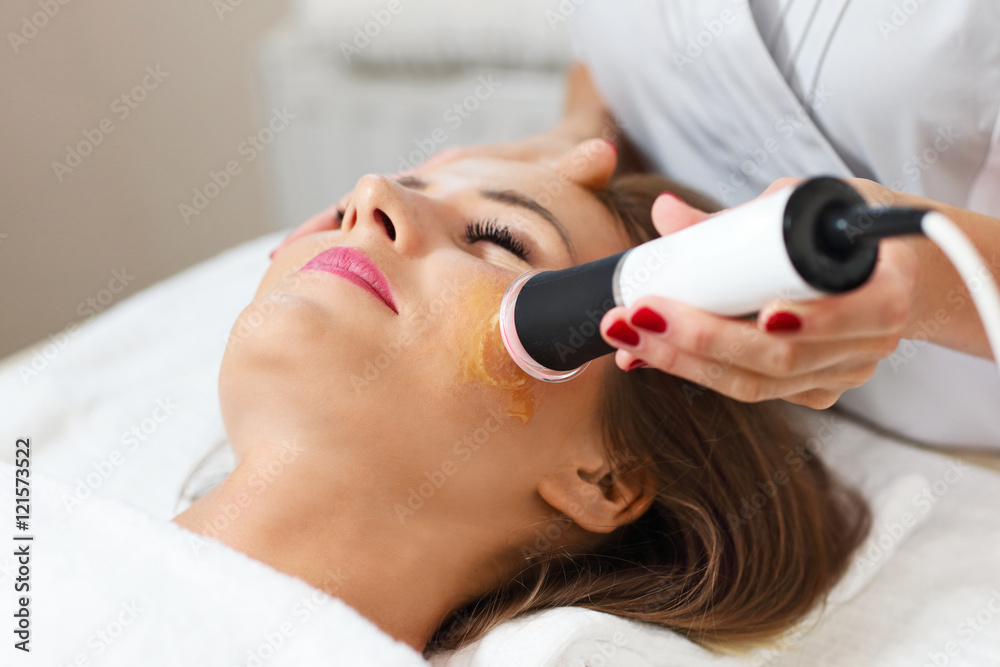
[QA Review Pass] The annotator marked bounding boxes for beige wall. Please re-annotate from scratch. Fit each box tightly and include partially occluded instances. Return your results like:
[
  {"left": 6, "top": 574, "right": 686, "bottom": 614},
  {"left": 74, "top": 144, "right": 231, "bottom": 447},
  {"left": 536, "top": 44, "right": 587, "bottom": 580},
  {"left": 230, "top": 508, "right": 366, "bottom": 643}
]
[{"left": 0, "top": 0, "right": 290, "bottom": 358}]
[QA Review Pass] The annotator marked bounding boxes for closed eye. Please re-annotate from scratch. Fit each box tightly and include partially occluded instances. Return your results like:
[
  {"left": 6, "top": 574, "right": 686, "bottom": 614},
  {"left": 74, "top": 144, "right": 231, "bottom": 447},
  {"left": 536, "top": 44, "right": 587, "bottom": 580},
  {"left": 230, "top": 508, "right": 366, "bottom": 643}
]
[{"left": 464, "top": 219, "right": 530, "bottom": 261}]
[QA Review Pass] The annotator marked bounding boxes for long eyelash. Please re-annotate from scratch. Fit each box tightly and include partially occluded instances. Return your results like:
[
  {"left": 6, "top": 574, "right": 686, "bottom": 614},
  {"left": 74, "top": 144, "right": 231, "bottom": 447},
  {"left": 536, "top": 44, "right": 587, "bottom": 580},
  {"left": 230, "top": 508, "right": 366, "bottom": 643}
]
[{"left": 464, "top": 219, "right": 530, "bottom": 260}]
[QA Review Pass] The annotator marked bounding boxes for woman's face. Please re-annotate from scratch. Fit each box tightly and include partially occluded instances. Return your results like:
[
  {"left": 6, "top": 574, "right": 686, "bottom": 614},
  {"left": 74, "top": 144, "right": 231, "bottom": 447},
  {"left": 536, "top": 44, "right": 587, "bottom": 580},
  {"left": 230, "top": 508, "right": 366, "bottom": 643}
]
[{"left": 218, "top": 148, "right": 631, "bottom": 541}]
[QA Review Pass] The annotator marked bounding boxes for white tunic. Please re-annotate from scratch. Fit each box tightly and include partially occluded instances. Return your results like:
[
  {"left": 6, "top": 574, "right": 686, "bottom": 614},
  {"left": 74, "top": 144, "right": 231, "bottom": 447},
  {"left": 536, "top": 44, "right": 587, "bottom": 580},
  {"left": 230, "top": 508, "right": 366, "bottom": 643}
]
[{"left": 570, "top": 0, "right": 1000, "bottom": 447}]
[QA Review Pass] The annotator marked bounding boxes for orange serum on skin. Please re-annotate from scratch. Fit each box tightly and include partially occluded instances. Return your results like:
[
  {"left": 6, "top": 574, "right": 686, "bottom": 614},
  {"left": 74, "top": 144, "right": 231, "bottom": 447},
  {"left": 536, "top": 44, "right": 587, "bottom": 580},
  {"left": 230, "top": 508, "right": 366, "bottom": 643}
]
[{"left": 456, "top": 273, "right": 535, "bottom": 423}]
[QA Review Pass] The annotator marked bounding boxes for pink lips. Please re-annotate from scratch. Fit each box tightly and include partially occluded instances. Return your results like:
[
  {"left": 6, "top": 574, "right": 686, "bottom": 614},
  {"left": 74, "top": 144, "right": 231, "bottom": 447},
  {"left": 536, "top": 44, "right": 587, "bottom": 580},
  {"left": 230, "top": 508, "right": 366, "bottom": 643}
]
[{"left": 299, "top": 246, "right": 398, "bottom": 313}]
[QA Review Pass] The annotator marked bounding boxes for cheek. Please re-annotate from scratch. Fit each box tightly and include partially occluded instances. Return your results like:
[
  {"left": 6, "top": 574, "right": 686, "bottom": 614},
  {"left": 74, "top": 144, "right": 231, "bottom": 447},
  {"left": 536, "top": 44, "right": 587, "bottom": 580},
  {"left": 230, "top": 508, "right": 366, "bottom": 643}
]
[{"left": 451, "top": 272, "right": 536, "bottom": 424}]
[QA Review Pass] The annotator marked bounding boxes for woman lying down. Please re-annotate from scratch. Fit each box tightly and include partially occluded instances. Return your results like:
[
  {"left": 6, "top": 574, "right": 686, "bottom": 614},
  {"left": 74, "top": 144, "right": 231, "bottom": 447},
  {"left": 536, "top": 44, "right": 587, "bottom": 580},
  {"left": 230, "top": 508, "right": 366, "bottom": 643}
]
[{"left": 171, "top": 139, "right": 870, "bottom": 656}]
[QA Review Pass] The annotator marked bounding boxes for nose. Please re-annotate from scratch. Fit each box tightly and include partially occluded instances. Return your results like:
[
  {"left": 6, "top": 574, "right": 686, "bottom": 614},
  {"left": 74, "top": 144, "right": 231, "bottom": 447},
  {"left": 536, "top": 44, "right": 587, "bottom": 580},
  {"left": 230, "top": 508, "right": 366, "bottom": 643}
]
[{"left": 345, "top": 174, "right": 424, "bottom": 255}]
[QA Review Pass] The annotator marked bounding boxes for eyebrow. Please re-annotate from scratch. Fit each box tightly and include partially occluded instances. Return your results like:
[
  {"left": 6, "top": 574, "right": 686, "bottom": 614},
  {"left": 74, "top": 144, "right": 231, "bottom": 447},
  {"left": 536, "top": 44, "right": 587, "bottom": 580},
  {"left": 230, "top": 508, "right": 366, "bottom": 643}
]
[
  {"left": 394, "top": 174, "right": 428, "bottom": 190},
  {"left": 391, "top": 174, "right": 577, "bottom": 262}
]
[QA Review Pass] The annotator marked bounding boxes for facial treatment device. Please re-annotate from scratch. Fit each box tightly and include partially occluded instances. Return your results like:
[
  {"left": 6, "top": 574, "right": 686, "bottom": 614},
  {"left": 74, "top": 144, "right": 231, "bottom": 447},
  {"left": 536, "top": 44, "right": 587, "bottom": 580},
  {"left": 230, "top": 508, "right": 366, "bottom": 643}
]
[{"left": 499, "top": 177, "right": 1000, "bottom": 382}]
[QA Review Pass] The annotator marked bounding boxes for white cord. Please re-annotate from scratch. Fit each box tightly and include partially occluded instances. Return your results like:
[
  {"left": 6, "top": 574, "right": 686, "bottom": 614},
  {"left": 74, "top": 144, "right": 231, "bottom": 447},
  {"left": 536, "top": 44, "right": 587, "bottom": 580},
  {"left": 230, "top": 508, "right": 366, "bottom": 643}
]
[{"left": 920, "top": 212, "right": 1000, "bottom": 375}]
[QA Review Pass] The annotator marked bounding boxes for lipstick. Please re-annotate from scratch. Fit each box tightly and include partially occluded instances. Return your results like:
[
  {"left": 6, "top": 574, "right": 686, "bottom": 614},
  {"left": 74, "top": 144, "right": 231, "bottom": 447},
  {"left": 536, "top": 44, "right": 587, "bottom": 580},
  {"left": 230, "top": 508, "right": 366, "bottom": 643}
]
[{"left": 299, "top": 246, "right": 398, "bottom": 313}]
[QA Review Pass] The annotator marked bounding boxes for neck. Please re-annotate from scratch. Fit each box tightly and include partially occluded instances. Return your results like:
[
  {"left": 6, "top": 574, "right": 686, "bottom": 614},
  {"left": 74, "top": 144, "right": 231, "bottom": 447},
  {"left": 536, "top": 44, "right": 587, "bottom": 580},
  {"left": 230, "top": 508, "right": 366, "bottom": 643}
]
[{"left": 171, "top": 443, "right": 513, "bottom": 652}]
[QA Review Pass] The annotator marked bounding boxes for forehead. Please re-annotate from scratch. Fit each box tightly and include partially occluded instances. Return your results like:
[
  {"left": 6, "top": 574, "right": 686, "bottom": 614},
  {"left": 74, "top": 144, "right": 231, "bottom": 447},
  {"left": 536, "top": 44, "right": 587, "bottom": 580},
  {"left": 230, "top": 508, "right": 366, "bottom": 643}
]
[{"left": 420, "top": 158, "right": 631, "bottom": 264}]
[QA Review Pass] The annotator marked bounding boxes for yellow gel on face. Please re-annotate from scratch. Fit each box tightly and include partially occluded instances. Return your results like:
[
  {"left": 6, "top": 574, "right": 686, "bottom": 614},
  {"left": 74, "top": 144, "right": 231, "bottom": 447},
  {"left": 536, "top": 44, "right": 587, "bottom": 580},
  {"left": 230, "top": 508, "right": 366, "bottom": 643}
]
[{"left": 457, "top": 273, "right": 534, "bottom": 423}]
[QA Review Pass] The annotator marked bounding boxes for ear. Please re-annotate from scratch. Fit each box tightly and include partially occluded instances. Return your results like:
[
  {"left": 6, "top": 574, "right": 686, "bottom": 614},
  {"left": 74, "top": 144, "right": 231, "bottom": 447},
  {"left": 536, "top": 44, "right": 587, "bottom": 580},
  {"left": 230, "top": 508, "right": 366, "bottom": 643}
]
[
  {"left": 553, "top": 138, "right": 619, "bottom": 190},
  {"left": 537, "top": 450, "right": 656, "bottom": 535}
]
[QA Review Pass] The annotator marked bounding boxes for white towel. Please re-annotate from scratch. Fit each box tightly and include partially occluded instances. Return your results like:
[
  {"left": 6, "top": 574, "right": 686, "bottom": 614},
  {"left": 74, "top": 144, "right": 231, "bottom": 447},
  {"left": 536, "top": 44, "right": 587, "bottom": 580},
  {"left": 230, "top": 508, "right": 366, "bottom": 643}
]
[{"left": 0, "top": 460, "right": 428, "bottom": 667}]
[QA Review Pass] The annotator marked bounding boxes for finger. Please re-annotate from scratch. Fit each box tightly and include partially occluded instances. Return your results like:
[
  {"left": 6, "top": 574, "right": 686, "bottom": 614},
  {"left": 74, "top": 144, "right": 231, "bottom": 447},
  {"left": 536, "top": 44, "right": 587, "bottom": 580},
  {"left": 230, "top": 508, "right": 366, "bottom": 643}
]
[
  {"left": 781, "top": 359, "right": 882, "bottom": 408},
  {"left": 608, "top": 297, "right": 898, "bottom": 377},
  {"left": 651, "top": 177, "right": 802, "bottom": 240},
  {"left": 601, "top": 308, "right": 647, "bottom": 371},
  {"left": 418, "top": 146, "right": 471, "bottom": 172},
  {"left": 614, "top": 347, "right": 644, "bottom": 372},
  {"left": 270, "top": 201, "right": 345, "bottom": 259},
  {"left": 621, "top": 337, "right": 878, "bottom": 404},
  {"left": 759, "top": 176, "right": 805, "bottom": 198},
  {"left": 554, "top": 138, "right": 618, "bottom": 190},
  {"left": 782, "top": 388, "right": 848, "bottom": 410},
  {"left": 756, "top": 239, "right": 920, "bottom": 339},
  {"left": 650, "top": 192, "right": 711, "bottom": 237}
]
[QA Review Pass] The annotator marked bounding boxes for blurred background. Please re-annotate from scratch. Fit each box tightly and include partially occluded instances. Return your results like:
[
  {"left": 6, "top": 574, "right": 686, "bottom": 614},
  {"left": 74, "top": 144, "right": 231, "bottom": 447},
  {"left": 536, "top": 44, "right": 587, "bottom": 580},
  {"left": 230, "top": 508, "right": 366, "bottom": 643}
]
[{"left": 0, "top": 0, "right": 574, "bottom": 359}]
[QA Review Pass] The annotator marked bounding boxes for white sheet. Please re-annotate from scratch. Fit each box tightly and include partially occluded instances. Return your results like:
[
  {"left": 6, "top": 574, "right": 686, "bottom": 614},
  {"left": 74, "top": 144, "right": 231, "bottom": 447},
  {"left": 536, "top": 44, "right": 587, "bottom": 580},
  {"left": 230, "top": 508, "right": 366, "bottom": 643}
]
[{"left": 2, "top": 231, "right": 999, "bottom": 665}]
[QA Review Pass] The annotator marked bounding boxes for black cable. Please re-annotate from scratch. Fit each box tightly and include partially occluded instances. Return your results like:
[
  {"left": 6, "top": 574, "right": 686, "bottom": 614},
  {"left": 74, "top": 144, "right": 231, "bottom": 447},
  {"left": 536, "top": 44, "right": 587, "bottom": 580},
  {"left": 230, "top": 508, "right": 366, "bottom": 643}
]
[{"left": 819, "top": 205, "right": 929, "bottom": 257}]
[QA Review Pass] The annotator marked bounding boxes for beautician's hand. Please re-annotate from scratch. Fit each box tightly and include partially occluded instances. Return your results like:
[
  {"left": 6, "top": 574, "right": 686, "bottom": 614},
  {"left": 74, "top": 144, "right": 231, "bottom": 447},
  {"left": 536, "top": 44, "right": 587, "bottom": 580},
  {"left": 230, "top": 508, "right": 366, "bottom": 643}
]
[
  {"left": 600, "top": 177, "right": 922, "bottom": 410},
  {"left": 267, "top": 131, "right": 577, "bottom": 259},
  {"left": 267, "top": 133, "right": 619, "bottom": 260},
  {"left": 269, "top": 62, "right": 617, "bottom": 259}
]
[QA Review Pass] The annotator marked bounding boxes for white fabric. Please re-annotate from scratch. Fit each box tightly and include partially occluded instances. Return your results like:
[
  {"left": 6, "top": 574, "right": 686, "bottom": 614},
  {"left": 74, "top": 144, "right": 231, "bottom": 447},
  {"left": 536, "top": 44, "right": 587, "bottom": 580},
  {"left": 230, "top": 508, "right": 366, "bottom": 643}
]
[
  {"left": 0, "top": 461, "right": 428, "bottom": 667},
  {"left": 3, "top": 231, "right": 1000, "bottom": 665},
  {"left": 436, "top": 406, "right": 1000, "bottom": 666},
  {"left": 569, "top": 0, "right": 1000, "bottom": 448},
  {"left": 0, "top": 234, "right": 274, "bottom": 517}
]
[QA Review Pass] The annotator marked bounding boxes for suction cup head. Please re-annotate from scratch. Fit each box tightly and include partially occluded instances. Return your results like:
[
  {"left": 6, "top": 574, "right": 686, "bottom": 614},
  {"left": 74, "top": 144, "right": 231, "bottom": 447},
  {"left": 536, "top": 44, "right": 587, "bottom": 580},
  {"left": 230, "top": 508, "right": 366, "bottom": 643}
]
[{"left": 498, "top": 269, "right": 591, "bottom": 383}]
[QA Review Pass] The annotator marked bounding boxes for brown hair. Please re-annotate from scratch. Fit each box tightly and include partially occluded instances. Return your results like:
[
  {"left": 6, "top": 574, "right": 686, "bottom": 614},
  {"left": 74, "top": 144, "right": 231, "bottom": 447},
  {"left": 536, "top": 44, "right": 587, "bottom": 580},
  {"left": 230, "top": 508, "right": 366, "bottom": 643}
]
[{"left": 426, "top": 174, "right": 871, "bottom": 653}]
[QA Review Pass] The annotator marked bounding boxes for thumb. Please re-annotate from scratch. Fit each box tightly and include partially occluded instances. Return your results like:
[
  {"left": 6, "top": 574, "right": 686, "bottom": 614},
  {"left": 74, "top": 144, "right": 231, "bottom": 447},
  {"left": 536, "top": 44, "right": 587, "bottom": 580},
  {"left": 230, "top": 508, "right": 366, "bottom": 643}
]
[{"left": 651, "top": 192, "right": 712, "bottom": 237}]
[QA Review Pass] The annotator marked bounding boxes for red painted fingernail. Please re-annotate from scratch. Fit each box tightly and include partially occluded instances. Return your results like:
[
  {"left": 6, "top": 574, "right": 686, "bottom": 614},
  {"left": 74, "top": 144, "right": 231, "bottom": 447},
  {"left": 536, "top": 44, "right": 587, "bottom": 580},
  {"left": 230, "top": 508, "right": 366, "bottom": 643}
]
[
  {"left": 607, "top": 320, "right": 640, "bottom": 346},
  {"left": 626, "top": 359, "right": 648, "bottom": 371},
  {"left": 631, "top": 307, "right": 667, "bottom": 333},
  {"left": 766, "top": 312, "right": 802, "bottom": 332}
]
